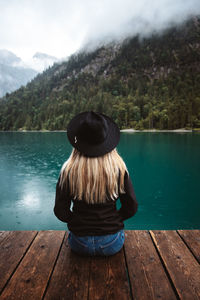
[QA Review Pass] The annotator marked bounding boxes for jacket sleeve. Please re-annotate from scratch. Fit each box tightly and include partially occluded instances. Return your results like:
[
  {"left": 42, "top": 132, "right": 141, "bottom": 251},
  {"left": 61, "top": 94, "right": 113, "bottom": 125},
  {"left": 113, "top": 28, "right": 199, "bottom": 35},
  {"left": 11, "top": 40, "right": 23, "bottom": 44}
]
[
  {"left": 54, "top": 175, "right": 73, "bottom": 223},
  {"left": 118, "top": 172, "right": 138, "bottom": 221}
]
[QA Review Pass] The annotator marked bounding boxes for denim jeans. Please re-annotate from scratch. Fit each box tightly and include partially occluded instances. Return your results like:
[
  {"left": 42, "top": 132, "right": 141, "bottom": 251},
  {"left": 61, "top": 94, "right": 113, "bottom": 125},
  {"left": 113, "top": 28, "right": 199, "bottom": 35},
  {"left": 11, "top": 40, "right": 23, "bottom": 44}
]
[{"left": 68, "top": 230, "right": 125, "bottom": 256}]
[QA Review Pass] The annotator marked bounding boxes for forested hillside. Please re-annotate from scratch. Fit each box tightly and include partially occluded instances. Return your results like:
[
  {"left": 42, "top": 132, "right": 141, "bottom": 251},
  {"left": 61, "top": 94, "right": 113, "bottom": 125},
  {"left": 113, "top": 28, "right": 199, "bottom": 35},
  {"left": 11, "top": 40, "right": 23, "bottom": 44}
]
[{"left": 0, "top": 17, "right": 200, "bottom": 130}]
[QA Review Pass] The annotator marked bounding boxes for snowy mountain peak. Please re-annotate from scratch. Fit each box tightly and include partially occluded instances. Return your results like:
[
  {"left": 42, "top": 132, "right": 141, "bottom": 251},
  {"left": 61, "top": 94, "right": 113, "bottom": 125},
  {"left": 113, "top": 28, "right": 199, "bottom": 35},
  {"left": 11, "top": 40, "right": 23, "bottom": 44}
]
[
  {"left": 33, "top": 52, "right": 57, "bottom": 60},
  {"left": 24, "top": 52, "right": 58, "bottom": 72},
  {"left": 0, "top": 49, "right": 21, "bottom": 66},
  {"left": 0, "top": 49, "right": 58, "bottom": 97}
]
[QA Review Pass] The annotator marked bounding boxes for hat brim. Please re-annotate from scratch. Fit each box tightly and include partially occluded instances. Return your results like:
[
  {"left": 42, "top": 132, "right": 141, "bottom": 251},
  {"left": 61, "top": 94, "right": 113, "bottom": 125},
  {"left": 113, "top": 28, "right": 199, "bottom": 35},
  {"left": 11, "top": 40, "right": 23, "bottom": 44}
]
[{"left": 67, "top": 112, "right": 120, "bottom": 157}]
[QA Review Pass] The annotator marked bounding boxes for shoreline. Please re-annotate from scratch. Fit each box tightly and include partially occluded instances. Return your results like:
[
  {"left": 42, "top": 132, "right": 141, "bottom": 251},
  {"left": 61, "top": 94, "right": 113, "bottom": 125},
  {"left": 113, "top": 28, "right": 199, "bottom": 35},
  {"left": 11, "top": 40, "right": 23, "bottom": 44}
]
[
  {"left": 120, "top": 128, "right": 194, "bottom": 132},
  {"left": 0, "top": 128, "right": 199, "bottom": 133}
]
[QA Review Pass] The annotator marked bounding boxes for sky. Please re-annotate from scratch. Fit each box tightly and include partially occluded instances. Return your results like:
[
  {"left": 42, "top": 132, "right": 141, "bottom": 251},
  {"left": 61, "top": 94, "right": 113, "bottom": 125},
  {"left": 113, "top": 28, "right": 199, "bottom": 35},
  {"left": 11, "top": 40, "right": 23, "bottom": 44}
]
[{"left": 0, "top": 0, "right": 200, "bottom": 61}]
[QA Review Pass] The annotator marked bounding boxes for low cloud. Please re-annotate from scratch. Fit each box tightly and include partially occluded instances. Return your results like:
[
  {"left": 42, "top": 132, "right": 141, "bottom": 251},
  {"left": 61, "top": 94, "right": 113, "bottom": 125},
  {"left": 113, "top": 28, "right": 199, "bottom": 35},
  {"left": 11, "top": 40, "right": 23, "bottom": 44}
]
[
  {"left": 0, "top": 0, "right": 200, "bottom": 59},
  {"left": 81, "top": 0, "right": 200, "bottom": 50}
]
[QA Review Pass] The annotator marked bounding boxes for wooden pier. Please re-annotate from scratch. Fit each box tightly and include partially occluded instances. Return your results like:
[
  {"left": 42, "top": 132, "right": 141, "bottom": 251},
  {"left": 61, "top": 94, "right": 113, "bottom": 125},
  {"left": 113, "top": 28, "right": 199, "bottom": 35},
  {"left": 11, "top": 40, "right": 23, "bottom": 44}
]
[{"left": 0, "top": 230, "right": 200, "bottom": 299}]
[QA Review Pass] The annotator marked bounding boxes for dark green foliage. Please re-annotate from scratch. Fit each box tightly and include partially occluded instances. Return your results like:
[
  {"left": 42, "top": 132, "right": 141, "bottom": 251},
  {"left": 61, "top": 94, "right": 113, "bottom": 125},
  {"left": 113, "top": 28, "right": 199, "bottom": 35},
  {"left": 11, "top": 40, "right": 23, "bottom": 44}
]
[{"left": 0, "top": 18, "right": 200, "bottom": 130}]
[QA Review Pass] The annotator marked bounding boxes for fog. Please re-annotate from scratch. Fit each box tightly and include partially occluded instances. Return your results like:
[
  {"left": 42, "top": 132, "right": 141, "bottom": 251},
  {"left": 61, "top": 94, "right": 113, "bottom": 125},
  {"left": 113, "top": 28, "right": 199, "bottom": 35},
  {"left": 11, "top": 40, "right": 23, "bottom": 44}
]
[
  {"left": 0, "top": 0, "right": 200, "bottom": 60},
  {"left": 81, "top": 0, "right": 200, "bottom": 51}
]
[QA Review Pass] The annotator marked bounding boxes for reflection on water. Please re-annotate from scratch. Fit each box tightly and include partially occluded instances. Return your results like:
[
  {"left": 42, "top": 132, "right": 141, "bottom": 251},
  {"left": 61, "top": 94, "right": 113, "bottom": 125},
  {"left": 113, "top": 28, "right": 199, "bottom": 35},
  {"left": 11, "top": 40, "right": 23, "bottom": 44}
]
[
  {"left": 0, "top": 132, "right": 200, "bottom": 230},
  {"left": 0, "top": 132, "right": 68, "bottom": 230},
  {"left": 18, "top": 179, "right": 42, "bottom": 210}
]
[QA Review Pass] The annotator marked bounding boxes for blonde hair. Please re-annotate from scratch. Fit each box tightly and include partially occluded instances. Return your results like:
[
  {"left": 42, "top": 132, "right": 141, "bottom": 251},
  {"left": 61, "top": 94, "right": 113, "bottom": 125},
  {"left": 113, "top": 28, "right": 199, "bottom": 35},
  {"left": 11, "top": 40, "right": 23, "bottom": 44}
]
[{"left": 60, "top": 148, "right": 128, "bottom": 204}]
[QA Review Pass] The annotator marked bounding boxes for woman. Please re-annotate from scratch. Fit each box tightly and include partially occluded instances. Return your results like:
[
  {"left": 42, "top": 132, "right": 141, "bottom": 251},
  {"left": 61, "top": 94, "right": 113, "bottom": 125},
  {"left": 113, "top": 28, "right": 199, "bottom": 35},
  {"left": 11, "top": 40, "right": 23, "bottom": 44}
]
[{"left": 54, "top": 111, "right": 138, "bottom": 256}]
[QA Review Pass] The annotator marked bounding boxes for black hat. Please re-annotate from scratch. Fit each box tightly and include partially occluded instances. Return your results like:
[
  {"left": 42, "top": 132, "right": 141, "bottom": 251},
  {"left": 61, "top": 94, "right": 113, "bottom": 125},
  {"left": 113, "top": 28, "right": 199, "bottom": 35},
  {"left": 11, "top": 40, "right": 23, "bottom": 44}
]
[{"left": 67, "top": 111, "right": 120, "bottom": 157}]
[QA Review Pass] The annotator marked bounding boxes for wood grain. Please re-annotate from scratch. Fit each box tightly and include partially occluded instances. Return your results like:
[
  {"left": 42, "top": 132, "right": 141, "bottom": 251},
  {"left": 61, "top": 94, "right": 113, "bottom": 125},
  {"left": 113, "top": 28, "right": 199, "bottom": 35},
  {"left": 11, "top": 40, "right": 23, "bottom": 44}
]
[
  {"left": 88, "top": 249, "right": 131, "bottom": 300},
  {"left": 1, "top": 230, "right": 200, "bottom": 300},
  {"left": 150, "top": 230, "right": 200, "bottom": 299},
  {"left": 0, "top": 231, "right": 37, "bottom": 294},
  {"left": 124, "top": 230, "right": 176, "bottom": 300},
  {"left": 178, "top": 230, "right": 200, "bottom": 263},
  {"left": 44, "top": 233, "right": 90, "bottom": 300},
  {"left": 0, "top": 231, "right": 12, "bottom": 244},
  {"left": 0, "top": 230, "right": 65, "bottom": 300}
]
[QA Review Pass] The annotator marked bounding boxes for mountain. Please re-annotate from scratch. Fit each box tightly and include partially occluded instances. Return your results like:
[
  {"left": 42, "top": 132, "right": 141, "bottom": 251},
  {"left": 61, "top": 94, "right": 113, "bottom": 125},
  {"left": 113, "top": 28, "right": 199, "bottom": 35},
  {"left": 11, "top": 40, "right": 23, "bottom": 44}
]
[
  {"left": 0, "top": 50, "right": 38, "bottom": 97},
  {"left": 0, "top": 50, "right": 58, "bottom": 97},
  {"left": 0, "top": 49, "right": 21, "bottom": 65},
  {"left": 29, "top": 52, "right": 58, "bottom": 72},
  {"left": 0, "top": 17, "right": 200, "bottom": 130}
]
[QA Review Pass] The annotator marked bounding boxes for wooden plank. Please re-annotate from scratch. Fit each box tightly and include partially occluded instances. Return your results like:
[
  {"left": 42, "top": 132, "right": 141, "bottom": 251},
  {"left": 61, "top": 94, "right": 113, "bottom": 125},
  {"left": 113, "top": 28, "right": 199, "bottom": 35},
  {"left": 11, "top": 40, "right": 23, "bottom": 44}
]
[
  {"left": 124, "top": 230, "right": 177, "bottom": 300},
  {"left": 44, "top": 233, "right": 90, "bottom": 300},
  {"left": 0, "top": 231, "right": 11, "bottom": 244},
  {"left": 1, "top": 230, "right": 65, "bottom": 300},
  {"left": 178, "top": 230, "right": 200, "bottom": 264},
  {"left": 150, "top": 230, "right": 200, "bottom": 299},
  {"left": 88, "top": 249, "right": 131, "bottom": 300},
  {"left": 0, "top": 231, "right": 37, "bottom": 294}
]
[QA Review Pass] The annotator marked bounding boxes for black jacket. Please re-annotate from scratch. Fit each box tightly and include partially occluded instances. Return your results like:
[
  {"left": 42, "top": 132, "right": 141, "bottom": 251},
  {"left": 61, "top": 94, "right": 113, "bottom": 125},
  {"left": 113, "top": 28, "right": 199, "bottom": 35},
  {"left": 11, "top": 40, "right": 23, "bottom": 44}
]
[{"left": 54, "top": 172, "right": 138, "bottom": 236}]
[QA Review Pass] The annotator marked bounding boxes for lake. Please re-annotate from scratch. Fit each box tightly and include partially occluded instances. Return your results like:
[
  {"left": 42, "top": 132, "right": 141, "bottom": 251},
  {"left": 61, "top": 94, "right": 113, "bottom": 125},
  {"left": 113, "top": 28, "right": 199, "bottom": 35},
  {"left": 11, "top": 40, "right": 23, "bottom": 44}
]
[{"left": 0, "top": 132, "right": 200, "bottom": 230}]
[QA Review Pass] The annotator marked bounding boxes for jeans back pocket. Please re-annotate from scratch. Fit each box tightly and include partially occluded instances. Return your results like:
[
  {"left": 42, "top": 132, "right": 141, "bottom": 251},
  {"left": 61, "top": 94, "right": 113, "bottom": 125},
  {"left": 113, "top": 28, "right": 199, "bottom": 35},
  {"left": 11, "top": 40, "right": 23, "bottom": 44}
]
[
  {"left": 99, "top": 231, "right": 125, "bottom": 256},
  {"left": 68, "top": 232, "right": 89, "bottom": 255}
]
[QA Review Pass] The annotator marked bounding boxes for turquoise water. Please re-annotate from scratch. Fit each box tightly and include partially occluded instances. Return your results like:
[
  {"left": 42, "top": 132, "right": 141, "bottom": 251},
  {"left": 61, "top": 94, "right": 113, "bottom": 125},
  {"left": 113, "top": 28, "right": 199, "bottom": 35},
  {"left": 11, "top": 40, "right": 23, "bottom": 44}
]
[{"left": 0, "top": 132, "right": 200, "bottom": 230}]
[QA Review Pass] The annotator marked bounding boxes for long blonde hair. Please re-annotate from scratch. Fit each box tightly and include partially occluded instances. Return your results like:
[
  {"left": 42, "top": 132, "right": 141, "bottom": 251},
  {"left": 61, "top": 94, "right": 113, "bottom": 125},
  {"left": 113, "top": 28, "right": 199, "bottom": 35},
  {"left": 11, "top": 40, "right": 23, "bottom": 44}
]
[{"left": 60, "top": 148, "right": 128, "bottom": 204}]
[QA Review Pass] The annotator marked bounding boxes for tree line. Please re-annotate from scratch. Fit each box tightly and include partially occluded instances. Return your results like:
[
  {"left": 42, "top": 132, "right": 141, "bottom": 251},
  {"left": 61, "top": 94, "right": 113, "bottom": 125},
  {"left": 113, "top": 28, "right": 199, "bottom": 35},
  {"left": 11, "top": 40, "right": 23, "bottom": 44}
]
[{"left": 0, "top": 18, "right": 200, "bottom": 130}]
